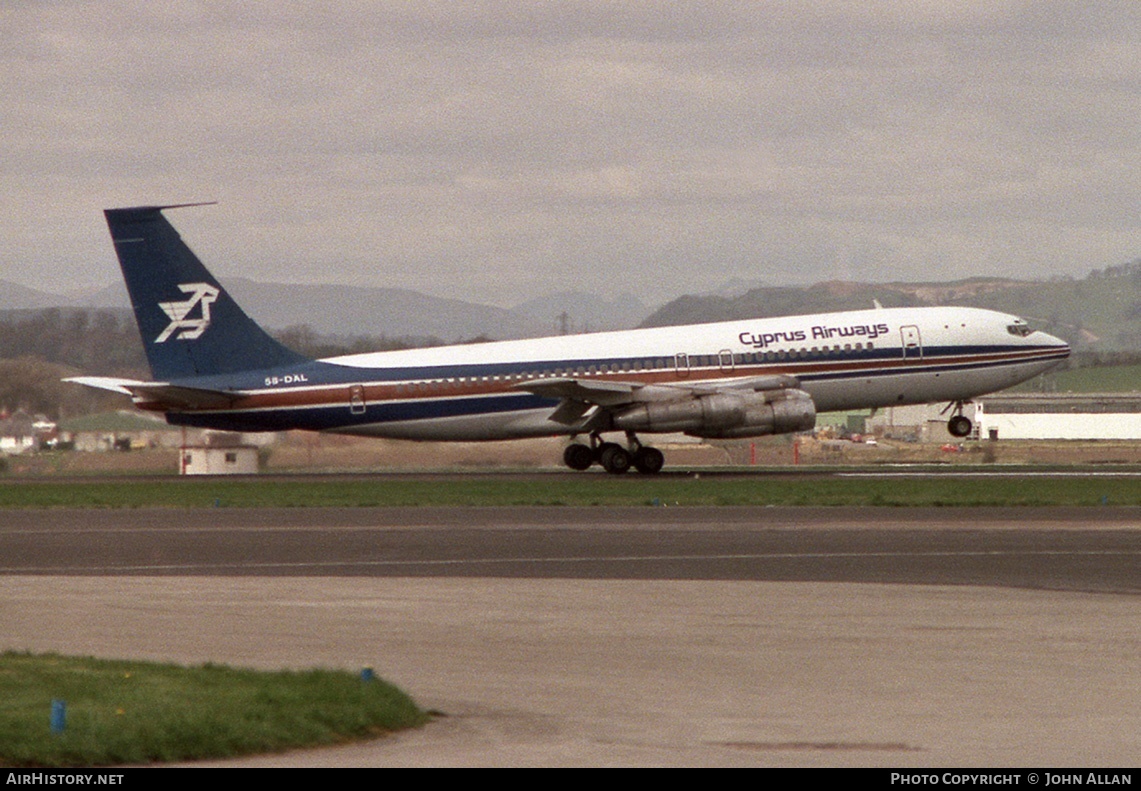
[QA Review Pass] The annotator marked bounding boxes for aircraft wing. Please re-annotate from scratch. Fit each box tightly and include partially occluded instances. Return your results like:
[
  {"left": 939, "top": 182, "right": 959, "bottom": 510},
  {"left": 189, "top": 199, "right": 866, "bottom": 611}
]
[
  {"left": 668, "top": 373, "right": 801, "bottom": 395},
  {"left": 512, "top": 378, "right": 640, "bottom": 425},
  {"left": 516, "top": 377, "right": 645, "bottom": 406},
  {"left": 63, "top": 376, "right": 238, "bottom": 410},
  {"left": 513, "top": 374, "right": 801, "bottom": 426}
]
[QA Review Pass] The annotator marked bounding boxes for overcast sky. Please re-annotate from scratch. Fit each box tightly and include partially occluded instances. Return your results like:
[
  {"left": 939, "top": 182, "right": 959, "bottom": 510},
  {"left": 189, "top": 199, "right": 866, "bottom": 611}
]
[{"left": 2, "top": 1, "right": 1138, "bottom": 307}]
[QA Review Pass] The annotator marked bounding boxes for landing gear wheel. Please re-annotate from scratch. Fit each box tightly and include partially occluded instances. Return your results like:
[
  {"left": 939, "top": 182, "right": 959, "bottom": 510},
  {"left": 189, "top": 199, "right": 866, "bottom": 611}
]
[
  {"left": 599, "top": 445, "right": 632, "bottom": 475},
  {"left": 948, "top": 414, "right": 973, "bottom": 438},
  {"left": 632, "top": 446, "right": 665, "bottom": 474},
  {"left": 563, "top": 443, "right": 594, "bottom": 471},
  {"left": 594, "top": 442, "right": 622, "bottom": 464}
]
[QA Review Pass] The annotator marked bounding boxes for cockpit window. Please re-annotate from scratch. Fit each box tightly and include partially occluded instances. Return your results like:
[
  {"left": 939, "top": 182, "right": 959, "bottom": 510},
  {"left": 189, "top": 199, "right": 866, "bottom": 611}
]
[{"left": 1007, "top": 321, "right": 1033, "bottom": 338}]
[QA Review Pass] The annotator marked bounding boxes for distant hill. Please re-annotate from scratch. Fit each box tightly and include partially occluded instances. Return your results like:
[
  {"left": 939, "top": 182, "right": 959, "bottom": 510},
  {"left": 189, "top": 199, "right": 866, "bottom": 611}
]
[
  {"left": 0, "top": 280, "right": 61, "bottom": 311},
  {"left": 640, "top": 262, "right": 1141, "bottom": 352},
  {"left": 8, "top": 278, "right": 657, "bottom": 340},
  {"left": 6, "top": 259, "right": 1140, "bottom": 350},
  {"left": 219, "top": 278, "right": 550, "bottom": 342},
  {"left": 1014, "top": 363, "right": 1141, "bottom": 394},
  {"left": 510, "top": 291, "right": 651, "bottom": 335},
  {"left": 0, "top": 284, "right": 652, "bottom": 372}
]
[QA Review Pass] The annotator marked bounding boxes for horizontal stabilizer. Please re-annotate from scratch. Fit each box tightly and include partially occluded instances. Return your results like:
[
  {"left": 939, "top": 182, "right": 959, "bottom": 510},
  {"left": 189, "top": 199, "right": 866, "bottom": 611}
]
[
  {"left": 64, "top": 377, "right": 236, "bottom": 410},
  {"left": 63, "top": 376, "right": 146, "bottom": 397}
]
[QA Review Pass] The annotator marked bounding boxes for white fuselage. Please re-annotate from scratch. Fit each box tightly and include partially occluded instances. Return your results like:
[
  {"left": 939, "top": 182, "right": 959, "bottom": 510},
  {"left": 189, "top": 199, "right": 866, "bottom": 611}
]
[{"left": 215, "top": 305, "right": 1069, "bottom": 441}]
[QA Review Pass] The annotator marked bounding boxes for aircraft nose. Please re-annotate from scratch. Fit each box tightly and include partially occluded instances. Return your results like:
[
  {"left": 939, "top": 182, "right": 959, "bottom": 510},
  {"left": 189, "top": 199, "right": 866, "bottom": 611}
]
[{"left": 1041, "top": 330, "right": 1071, "bottom": 357}]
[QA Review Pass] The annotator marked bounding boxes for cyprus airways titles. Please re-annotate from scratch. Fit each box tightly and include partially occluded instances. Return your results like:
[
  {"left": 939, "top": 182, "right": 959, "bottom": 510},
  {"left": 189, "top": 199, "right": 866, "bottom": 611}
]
[
  {"left": 65, "top": 204, "right": 1070, "bottom": 474},
  {"left": 739, "top": 320, "right": 891, "bottom": 350}
]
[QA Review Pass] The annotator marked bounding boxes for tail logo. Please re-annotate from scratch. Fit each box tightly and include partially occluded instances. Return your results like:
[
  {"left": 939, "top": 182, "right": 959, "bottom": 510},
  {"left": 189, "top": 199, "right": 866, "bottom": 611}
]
[{"left": 155, "top": 282, "right": 220, "bottom": 342}]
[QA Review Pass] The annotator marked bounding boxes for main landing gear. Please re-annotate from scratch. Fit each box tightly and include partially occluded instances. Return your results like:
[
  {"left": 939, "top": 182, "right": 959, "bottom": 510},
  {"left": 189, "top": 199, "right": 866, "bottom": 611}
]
[
  {"left": 944, "top": 401, "right": 974, "bottom": 438},
  {"left": 563, "top": 432, "right": 665, "bottom": 475}
]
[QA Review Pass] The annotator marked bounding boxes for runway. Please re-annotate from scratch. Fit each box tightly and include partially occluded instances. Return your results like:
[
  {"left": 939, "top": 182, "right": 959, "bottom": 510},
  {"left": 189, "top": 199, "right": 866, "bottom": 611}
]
[
  {"left": 2, "top": 506, "right": 1139, "bottom": 592},
  {"left": 2, "top": 506, "right": 1139, "bottom": 766}
]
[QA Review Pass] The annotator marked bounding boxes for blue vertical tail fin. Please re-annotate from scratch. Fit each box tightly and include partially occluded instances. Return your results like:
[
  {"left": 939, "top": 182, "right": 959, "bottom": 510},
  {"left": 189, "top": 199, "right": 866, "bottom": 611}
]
[{"left": 105, "top": 204, "right": 309, "bottom": 381}]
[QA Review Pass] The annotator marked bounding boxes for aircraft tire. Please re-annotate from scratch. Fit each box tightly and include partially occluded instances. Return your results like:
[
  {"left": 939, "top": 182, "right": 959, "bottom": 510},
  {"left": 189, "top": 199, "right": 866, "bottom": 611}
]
[
  {"left": 600, "top": 445, "right": 632, "bottom": 475},
  {"left": 563, "top": 443, "right": 595, "bottom": 471},
  {"left": 948, "top": 415, "right": 973, "bottom": 438},
  {"left": 633, "top": 446, "right": 665, "bottom": 474},
  {"left": 595, "top": 442, "right": 621, "bottom": 462}
]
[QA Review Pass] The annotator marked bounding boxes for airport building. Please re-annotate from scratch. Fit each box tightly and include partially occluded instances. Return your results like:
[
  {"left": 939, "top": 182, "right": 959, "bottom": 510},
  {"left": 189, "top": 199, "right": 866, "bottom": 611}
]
[
  {"left": 58, "top": 410, "right": 189, "bottom": 451},
  {"left": 180, "top": 433, "right": 261, "bottom": 475},
  {"left": 869, "top": 393, "right": 1141, "bottom": 442},
  {"left": 974, "top": 393, "right": 1141, "bottom": 441}
]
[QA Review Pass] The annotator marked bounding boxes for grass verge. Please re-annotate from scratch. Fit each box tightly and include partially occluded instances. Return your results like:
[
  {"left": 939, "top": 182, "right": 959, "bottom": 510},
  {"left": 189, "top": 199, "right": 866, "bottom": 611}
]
[
  {"left": 0, "top": 652, "right": 428, "bottom": 767},
  {"left": 0, "top": 471, "right": 1138, "bottom": 508}
]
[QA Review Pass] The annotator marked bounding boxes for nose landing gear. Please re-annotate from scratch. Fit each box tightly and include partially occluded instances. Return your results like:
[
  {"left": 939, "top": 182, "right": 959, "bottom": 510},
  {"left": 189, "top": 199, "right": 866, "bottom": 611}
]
[{"left": 944, "top": 401, "right": 974, "bottom": 438}]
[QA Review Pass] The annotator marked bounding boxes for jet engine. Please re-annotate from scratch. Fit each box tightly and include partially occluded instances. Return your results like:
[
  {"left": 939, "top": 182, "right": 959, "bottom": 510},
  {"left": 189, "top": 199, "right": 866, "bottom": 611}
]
[{"left": 611, "top": 387, "right": 816, "bottom": 439}]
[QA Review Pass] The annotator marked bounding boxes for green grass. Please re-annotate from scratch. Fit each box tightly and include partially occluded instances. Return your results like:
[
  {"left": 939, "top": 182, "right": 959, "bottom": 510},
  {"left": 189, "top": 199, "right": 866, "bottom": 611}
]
[
  {"left": 0, "top": 472, "right": 1138, "bottom": 508},
  {"left": 1047, "top": 363, "right": 1141, "bottom": 393},
  {"left": 0, "top": 652, "right": 428, "bottom": 767}
]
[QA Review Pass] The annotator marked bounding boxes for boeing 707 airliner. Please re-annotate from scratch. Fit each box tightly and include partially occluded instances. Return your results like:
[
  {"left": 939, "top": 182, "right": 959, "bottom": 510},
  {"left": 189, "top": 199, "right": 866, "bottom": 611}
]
[{"left": 67, "top": 204, "right": 1071, "bottom": 473}]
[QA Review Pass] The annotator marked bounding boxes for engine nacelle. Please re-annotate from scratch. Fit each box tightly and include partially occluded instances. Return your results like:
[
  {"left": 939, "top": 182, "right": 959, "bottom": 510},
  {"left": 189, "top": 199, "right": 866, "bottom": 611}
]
[{"left": 611, "top": 388, "right": 816, "bottom": 438}]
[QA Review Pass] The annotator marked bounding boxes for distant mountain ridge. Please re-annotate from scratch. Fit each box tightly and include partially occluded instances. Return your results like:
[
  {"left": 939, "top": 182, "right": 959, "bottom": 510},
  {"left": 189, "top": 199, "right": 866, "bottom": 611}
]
[
  {"left": 4, "top": 260, "right": 1139, "bottom": 350},
  {"left": 511, "top": 290, "right": 649, "bottom": 335},
  {"left": 640, "top": 264, "right": 1141, "bottom": 352},
  {"left": 0, "top": 280, "right": 63, "bottom": 311},
  {"left": 0, "top": 278, "right": 653, "bottom": 342}
]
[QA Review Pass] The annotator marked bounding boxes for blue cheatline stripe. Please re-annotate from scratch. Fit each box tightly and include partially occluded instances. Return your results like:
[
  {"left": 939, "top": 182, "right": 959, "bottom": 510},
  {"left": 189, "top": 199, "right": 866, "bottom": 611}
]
[
  {"left": 797, "top": 349, "right": 1069, "bottom": 385},
  {"left": 167, "top": 392, "right": 556, "bottom": 432}
]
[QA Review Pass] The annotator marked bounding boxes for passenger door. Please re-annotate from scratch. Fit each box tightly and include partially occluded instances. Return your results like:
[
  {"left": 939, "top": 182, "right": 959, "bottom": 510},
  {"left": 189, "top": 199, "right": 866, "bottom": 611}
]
[{"left": 901, "top": 325, "right": 922, "bottom": 362}]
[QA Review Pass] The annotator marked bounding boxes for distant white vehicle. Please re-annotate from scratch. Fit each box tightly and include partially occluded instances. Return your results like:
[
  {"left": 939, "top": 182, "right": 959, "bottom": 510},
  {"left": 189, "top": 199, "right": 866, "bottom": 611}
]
[{"left": 68, "top": 205, "right": 1070, "bottom": 473}]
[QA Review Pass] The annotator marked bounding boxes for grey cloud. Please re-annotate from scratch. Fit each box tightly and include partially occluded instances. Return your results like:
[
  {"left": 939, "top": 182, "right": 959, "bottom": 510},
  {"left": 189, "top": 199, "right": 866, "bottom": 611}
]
[{"left": 1, "top": 1, "right": 1137, "bottom": 307}]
